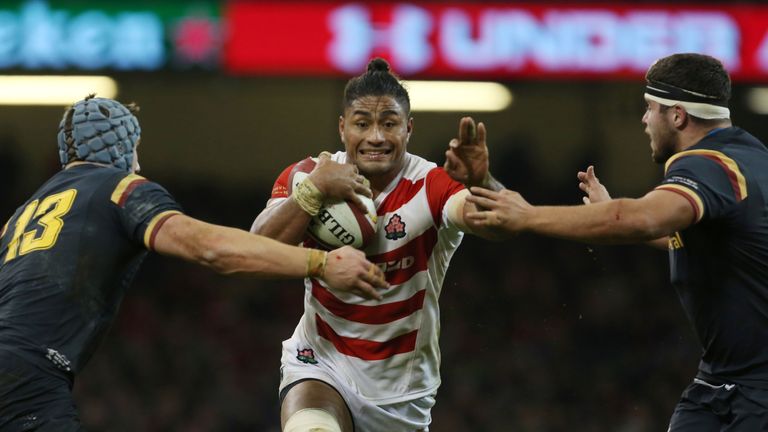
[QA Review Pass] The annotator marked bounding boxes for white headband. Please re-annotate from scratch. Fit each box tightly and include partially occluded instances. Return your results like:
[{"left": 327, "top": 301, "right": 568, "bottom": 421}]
[{"left": 644, "top": 93, "right": 730, "bottom": 120}]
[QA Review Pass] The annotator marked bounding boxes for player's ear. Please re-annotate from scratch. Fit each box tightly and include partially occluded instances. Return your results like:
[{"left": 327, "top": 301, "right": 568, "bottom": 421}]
[
  {"left": 673, "top": 105, "right": 688, "bottom": 128},
  {"left": 406, "top": 117, "right": 413, "bottom": 139},
  {"left": 338, "top": 115, "right": 346, "bottom": 143}
]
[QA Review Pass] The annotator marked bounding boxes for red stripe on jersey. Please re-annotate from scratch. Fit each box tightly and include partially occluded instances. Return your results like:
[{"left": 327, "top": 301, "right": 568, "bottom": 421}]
[
  {"left": 271, "top": 162, "right": 298, "bottom": 199},
  {"left": 312, "top": 279, "right": 426, "bottom": 324},
  {"left": 315, "top": 313, "right": 418, "bottom": 360},
  {"left": 352, "top": 205, "right": 375, "bottom": 241},
  {"left": 118, "top": 179, "right": 148, "bottom": 207},
  {"left": 369, "top": 227, "right": 437, "bottom": 285},
  {"left": 148, "top": 212, "right": 181, "bottom": 251},
  {"left": 655, "top": 186, "right": 701, "bottom": 224},
  {"left": 378, "top": 178, "right": 424, "bottom": 216},
  {"left": 698, "top": 155, "right": 744, "bottom": 201},
  {"left": 426, "top": 168, "right": 465, "bottom": 226}
]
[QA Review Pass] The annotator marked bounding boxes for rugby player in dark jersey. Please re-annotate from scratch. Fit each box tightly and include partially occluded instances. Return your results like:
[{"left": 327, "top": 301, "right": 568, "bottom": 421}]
[
  {"left": 445, "top": 53, "right": 768, "bottom": 430},
  {"left": 0, "top": 95, "right": 386, "bottom": 431}
]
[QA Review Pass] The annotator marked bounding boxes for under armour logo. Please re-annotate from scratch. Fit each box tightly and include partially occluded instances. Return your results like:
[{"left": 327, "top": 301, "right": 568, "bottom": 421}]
[{"left": 327, "top": 4, "right": 433, "bottom": 74}]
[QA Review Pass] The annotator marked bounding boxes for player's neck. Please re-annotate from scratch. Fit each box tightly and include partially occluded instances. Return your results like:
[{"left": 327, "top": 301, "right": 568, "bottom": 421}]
[
  {"left": 369, "top": 170, "right": 401, "bottom": 199},
  {"left": 679, "top": 120, "right": 732, "bottom": 151},
  {"left": 64, "top": 161, "right": 108, "bottom": 170}
]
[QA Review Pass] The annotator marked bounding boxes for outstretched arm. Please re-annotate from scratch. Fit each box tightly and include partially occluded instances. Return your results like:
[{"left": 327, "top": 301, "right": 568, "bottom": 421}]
[
  {"left": 153, "top": 214, "right": 387, "bottom": 299},
  {"left": 465, "top": 187, "right": 694, "bottom": 245},
  {"left": 577, "top": 165, "right": 668, "bottom": 250}
]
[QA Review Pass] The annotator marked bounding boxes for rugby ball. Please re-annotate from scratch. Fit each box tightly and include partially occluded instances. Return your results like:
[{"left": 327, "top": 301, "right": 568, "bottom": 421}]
[{"left": 288, "top": 157, "right": 378, "bottom": 250}]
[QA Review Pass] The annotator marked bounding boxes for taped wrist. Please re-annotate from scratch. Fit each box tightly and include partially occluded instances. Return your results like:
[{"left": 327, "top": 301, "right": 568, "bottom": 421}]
[
  {"left": 306, "top": 249, "right": 328, "bottom": 278},
  {"left": 284, "top": 408, "right": 341, "bottom": 432},
  {"left": 293, "top": 177, "right": 325, "bottom": 216}
]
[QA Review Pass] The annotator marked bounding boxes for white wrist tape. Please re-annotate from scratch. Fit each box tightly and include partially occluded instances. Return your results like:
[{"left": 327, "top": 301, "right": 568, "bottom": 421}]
[
  {"left": 445, "top": 189, "right": 473, "bottom": 233},
  {"left": 284, "top": 408, "right": 341, "bottom": 432}
]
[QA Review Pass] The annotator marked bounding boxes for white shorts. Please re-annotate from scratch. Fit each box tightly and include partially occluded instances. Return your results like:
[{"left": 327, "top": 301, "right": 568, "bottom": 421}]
[{"left": 279, "top": 337, "right": 436, "bottom": 432}]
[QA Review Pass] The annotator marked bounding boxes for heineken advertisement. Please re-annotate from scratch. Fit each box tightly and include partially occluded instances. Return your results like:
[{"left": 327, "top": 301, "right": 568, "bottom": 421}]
[{"left": 0, "top": 0, "right": 221, "bottom": 71}]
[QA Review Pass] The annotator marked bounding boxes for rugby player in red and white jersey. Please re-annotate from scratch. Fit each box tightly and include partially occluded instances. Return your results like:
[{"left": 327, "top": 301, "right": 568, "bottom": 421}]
[{"left": 251, "top": 58, "right": 503, "bottom": 432}]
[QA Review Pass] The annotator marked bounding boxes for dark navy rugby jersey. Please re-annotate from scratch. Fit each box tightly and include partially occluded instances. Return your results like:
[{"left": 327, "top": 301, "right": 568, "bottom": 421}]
[
  {"left": 656, "top": 127, "right": 768, "bottom": 388},
  {"left": 0, "top": 164, "right": 182, "bottom": 375}
]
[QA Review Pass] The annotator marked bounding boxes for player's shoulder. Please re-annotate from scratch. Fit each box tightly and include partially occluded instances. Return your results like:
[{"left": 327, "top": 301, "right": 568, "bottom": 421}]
[
  {"left": 400, "top": 153, "right": 438, "bottom": 181},
  {"left": 98, "top": 168, "right": 172, "bottom": 209},
  {"left": 664, "top": 146, "right": 740, "bottom": 175},
  {"left": 666, "top": 128, "right": 766, "bottom": 172},
  {"left": 663, "top": 145, "right": 750, "bottom": 202}
]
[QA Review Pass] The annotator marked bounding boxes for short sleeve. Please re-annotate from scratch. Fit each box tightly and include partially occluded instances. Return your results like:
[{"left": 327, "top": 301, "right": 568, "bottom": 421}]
[
  {"left": 425, "top": 168, "right": 466, "bottom": 227},
  {"left": 109, "top": 174, "right": 183, "bottom": 250},
  {"left": 656, "top": 150, "right": 748, "bottom": 223}
]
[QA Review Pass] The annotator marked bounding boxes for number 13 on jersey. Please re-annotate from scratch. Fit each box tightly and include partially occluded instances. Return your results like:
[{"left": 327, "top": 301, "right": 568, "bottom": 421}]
[{"left": 4, "top": 189, "right": 77, "bottom": 263}]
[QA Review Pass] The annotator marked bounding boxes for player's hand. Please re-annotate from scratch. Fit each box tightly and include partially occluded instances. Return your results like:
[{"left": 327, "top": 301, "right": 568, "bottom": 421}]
[
  {"left": 577, "top": 165, "right": 611, "bottom": 204},
  {"left": 444, "top": 117, "right": 490, "bottom": 188},
  {"left": 464, "top": 187, "right": 532, "bottom": 234},
  {"left": 321, "top": 246, "right": 387, "bottom": 300},
  {"left": 309, "top": 152, "right": 372, "bottom": 212}
]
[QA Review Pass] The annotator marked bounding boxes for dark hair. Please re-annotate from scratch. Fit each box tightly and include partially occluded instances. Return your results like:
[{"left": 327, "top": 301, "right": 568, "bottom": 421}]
[
  {"left": 342, "top": 58, "right": 410, "bottom": 114},
  {"left": 646, "top": 53, "right": 731, "bottom": 103}
]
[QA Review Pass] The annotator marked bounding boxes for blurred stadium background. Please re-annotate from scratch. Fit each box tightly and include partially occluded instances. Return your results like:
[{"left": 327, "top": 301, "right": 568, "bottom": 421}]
[{"left": 2, "top": 1, "right": 768, "bottom": 430}]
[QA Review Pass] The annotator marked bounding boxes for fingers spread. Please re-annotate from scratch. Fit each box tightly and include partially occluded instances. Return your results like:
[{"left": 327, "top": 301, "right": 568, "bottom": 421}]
[
  {"left": 477, "top": 122, "right": 487, "bottom": 147},
  {"left": 465, "top": 194, "right": 497, "bottom": 209},
  {"left": 465, "top": 211, "right": 490, "bottom": 225},
  {"left": 468, "top": 186, "right": 498, "bottom": 198},
  {"left": 459, "top": 117, "right": 476, "bottom": 145}
]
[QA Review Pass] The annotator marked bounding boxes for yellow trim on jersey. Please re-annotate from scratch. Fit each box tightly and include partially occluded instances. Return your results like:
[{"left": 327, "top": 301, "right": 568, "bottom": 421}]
[
  {"left": 664, "top": 149, "right": 747, "bottom": 200},
  {"left": 668, "top": 232, "right": 684, "bottom": 250},
  {"left": 143, "top": 210, "right": 182, "bottom": 249},
  {"left": 655, "top": 184, "right": 705, "bottom": 223},
  {"left": 0, "top": 220, "right": 7, "bottom": 238},
  {"left": 110, "top": 174, "right": 147, "bottom": 205}
]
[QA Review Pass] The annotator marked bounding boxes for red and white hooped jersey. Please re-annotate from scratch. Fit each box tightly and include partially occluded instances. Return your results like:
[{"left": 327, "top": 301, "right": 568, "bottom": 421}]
[{"left": 270, "top": 151, "right": 466, "bottom": 404}]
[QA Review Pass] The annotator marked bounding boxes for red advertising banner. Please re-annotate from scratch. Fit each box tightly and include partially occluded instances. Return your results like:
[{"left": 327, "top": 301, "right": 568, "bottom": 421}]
[{"left": 224, "top": 2, "right": 768, "bottom": 81}]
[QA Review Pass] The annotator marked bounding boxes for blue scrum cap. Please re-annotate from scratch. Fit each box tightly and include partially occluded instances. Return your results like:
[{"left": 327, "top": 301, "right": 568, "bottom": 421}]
[{"left": 57, "top": 96, "right": 141, "bottom": 171}]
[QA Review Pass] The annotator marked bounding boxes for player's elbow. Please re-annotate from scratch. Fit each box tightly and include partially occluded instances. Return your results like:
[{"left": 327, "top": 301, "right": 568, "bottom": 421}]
[
  {"left": 606, "top": 199, "right": 668, "bottom": 242},
  {"left": 195, "top": 231, "right": 241, "bottom": 275},
  {"left": 199, "top": 246, "right": 228, "bottom": 273}
]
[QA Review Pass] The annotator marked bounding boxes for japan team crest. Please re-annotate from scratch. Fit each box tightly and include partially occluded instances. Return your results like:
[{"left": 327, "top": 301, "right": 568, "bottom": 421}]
[
  {"left": 296, "top": 348, "right": 318, "bottom": 364},
  {"left": 384, "top": 214, "right": 407, "bottom": 240}
]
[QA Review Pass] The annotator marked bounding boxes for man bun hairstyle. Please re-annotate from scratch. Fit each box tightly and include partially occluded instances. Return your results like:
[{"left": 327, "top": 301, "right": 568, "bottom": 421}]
[
  {"left": 343, "top": 58, "right": 411, "bottom": 114},
  {"left": 646, "top": 53, "right": 731, "bottom": 104},
  {"left": 58, "top": 94, "right": 141, "bottom": 171}
]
